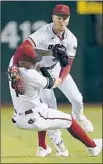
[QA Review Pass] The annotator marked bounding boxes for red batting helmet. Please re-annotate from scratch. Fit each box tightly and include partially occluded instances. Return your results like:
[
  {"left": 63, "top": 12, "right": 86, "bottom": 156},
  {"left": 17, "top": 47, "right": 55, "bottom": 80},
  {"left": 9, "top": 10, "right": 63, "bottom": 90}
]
[{"left": 19, "top": 45, "right": 42, "bottom": 63}]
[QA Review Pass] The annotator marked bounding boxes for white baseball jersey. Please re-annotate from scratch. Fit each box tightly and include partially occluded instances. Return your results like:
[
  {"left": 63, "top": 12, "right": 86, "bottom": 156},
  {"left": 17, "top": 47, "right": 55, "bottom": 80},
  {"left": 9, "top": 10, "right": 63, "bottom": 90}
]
[
  {"left": 29, "top": 23, "right": 77, "bottom": 69},
  {"left": 29, "top": 23, "right": 83, "bottom": 120},
  {"left": 9, "top": 57, "right": 72, "bottom": 131},
  {"left": 9, "top": 57, "right": 49, "bottom": 113}
]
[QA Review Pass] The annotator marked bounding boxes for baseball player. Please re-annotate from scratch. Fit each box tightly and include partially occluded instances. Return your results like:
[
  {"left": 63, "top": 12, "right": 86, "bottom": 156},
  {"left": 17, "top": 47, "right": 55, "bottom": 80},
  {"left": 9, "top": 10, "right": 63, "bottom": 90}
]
[
  {"left": 11, "top": 4, "right": 94, "bottom": 156},
  {"left": 8, "top": 48, "right": 102, "bottom": 157}
]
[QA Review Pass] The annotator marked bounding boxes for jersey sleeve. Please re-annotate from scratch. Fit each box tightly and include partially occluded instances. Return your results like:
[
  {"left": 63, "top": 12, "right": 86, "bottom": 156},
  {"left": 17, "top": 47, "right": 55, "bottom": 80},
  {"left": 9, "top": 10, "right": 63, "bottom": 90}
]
[
  {"left": 66, "top": 36, "right": 77, "bottom": 58},
  {"left": 29, "top": 30, "right": 44, "bottom": 47},
  {"left": 28, "top": 69, "right": 48, "bottom": 89}
]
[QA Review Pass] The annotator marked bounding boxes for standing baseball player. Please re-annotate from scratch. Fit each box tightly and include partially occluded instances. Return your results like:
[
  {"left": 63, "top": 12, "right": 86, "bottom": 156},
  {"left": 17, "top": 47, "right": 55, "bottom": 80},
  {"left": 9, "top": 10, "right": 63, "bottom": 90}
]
[
  {"left": 11, "top": 4, "right": 94, "bottom": 156},
  {"left": 8, "top": 48, "right": 102, "bottom": 157}
]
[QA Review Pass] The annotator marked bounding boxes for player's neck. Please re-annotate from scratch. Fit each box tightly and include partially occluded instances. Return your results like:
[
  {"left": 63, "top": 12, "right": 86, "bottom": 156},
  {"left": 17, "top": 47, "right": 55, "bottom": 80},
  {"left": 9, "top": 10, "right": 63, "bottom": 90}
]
[{"left": 52, "top": 25, "right": 65, "bottom": 39}]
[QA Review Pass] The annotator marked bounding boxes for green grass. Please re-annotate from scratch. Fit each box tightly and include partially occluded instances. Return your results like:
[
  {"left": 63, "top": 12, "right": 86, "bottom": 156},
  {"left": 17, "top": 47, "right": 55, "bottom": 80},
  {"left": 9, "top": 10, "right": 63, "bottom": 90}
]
[{"left": 1, "top": 105, "right": 102, "bottom": 163}]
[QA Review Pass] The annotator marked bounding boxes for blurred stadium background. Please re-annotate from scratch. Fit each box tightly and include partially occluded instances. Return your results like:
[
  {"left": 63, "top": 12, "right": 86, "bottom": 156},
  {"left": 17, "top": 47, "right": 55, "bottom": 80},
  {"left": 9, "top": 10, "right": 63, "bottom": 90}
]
[{"left": 1, "top": 1, "right": 102, "bottom": 163}]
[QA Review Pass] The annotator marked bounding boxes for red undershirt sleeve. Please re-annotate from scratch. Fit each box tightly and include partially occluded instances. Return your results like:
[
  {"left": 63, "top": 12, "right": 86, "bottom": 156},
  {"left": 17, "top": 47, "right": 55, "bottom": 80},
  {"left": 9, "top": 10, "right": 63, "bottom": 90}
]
[{"left": 59, "top": 57, "right": 74, "bottom": 81}]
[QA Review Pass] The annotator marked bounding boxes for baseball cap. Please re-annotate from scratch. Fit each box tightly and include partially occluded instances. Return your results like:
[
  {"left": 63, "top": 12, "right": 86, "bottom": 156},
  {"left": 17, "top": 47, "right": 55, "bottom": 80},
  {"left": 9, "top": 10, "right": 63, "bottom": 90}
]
[
  {"left": 53, "top": 4, "right": 70, "bottom": 16},
  {"left": 19, "top": 45, "right": 42, "bottom": 63}
]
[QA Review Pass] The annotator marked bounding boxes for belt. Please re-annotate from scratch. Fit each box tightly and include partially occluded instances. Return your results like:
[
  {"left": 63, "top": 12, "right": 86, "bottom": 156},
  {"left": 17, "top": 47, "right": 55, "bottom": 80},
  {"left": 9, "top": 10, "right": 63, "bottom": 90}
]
[
  {"left": 45, "top": 63, "right": 57, "bottom": 70},
  {"left": 12, "top": 109, "right": 33, "bottom": 123},
  {"left": 14, "top": 109, "right": 33, "bottom": 115},
  {"left": 25, "top": 109, "right": 33, "bottom": 115}
]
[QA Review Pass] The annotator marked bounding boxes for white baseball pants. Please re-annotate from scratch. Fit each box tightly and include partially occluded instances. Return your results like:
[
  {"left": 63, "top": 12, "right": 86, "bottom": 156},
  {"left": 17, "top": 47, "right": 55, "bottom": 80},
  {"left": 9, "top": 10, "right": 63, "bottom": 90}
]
[{"left": 12, "top": 104, "right": 72, "bottom": 131}]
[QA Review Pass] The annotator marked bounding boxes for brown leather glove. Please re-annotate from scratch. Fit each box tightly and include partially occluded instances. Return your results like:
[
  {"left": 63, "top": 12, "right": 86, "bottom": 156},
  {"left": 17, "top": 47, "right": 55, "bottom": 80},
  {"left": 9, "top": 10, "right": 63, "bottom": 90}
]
[{"left": 8, "top": 66, "right": 25, "bottom": 96}]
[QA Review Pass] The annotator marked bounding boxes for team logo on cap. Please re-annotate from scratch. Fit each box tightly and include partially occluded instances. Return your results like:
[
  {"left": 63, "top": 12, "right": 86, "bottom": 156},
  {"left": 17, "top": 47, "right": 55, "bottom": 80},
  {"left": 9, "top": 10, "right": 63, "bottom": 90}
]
[{"left": 60, "top": 6, "right": 66, "bottom": 12}]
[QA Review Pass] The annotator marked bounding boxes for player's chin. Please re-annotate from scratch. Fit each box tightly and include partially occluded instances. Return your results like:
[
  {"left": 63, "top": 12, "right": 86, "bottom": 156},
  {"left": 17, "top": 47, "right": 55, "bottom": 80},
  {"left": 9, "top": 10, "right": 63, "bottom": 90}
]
[{"left": 59, "top": 26, "right": 65, "bottom": 32}]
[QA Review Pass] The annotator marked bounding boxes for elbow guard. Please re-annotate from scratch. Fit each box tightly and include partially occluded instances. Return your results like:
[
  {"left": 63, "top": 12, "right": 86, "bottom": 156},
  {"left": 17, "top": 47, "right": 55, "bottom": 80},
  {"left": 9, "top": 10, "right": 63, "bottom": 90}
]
[
  {"left": 40, "top": 67, "right": 54, "bottom": 89},
  {"left": 40, "top": 67, "right": 51, "bottom": 78},
  {"left": 46, "top": 77, "right": 54, "bottom": 89}
]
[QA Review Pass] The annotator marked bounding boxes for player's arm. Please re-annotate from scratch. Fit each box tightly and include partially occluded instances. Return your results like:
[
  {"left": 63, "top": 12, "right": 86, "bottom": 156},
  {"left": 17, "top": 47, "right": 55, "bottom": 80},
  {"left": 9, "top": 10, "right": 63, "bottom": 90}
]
[
  {"left": 13, "top": 29, "right": 45, "bottom": 66},
  {"left": 40, "top": 67, "right": 54, "bottom": 89},
  {"left": 52, "top": 57, "right": 74, "bottom": 88},
  {"left": 59, "top": 37, "right": 77, "bottom": 80},
  {"left": 28, "top": 68, "right": 54, "bottom": 89},
  {"left": 59, "top": 56, "right": 74, "bottom": 81},
  {"left": 13, "top": 27, "right": 42, "bottom": 65},
  {"left": 53, "top": 38, "right": 77, "bottom": 88}
]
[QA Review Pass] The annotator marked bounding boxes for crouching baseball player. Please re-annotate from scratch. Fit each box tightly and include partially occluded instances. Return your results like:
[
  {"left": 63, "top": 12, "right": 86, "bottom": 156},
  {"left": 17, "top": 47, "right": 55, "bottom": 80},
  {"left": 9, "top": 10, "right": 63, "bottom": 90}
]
[{"left": 8, "top": 46, "right": 102, "bottom": 157}]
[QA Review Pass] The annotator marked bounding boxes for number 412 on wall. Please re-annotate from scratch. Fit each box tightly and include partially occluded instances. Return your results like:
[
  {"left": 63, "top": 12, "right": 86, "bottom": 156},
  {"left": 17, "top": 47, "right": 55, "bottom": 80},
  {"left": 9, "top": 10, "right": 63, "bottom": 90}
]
[{"left": 1, "top": 20, "right": 47, "bottom": 49}]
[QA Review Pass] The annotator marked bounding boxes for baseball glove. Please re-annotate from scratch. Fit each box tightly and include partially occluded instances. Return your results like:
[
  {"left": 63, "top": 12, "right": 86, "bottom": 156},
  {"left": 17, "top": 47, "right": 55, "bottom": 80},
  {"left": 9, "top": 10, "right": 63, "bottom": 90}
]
[
  {"left": 52, "top": 44, "right": 69, "bottom": 67},
  {"left": 8, "top": 66, "right": 25, "bottom": 96}
]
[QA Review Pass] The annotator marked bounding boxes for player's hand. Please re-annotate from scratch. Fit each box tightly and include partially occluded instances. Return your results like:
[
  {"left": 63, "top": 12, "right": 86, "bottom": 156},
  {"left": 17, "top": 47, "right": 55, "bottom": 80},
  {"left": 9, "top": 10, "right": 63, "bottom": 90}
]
[{"left": 52, "top": 78, "right": 62, "bottom": 88}]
